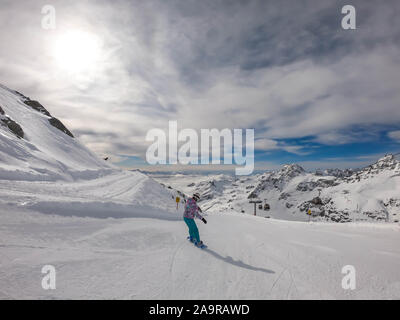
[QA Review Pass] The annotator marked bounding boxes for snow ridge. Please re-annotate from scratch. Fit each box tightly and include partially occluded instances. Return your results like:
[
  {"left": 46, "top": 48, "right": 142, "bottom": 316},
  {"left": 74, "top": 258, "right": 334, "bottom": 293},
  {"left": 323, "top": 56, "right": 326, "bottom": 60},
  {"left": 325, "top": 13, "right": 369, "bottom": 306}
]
[{"left": 0, "top": 83, "right": 111, "bottom": 181}]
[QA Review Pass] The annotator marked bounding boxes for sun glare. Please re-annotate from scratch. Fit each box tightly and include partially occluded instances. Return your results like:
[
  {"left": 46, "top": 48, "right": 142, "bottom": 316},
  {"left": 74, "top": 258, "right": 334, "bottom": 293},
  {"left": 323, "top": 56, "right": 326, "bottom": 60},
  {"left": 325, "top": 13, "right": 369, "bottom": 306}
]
[{"left": 53, "top": 30, "right": 102, "bottom": 74}]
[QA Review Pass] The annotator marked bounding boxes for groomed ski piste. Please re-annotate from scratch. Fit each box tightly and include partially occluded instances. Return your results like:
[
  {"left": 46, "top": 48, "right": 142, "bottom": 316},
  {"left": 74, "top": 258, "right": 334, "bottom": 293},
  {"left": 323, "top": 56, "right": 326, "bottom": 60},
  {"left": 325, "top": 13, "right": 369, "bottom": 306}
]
[{"left": 1, "top": 84, "right": 400, "bottom": 299}]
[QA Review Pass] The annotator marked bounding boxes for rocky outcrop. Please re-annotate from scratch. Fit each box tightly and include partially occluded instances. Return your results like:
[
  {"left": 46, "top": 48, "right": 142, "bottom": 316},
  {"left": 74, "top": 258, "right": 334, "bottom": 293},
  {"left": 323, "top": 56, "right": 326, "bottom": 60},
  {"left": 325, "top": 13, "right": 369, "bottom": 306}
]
[
  {"left": 21, "top": 96, "right": 74, "bottom": 138},
  {"left": 248, "top": 164, "right": 306, "bottom": 199},
  {"left": 23, "top": 99, "right": 51, "bottom": 117},
  {"left": 296, "top": 178, "right": 338, "bottom": 192},
  {"left": 2, "top": 100, "right": 72, "bottom": 138},
  {"left": 1, "top": 116, "right": 24, "bottom": 139},
  {"left": 310, "top": 196, "right": 323, "bottom": 205},
  {"left": 297, "top": 194, "right": 392, "bottom": 223},
  {"left": 195, "top": 180, "right": 218, "bottom": 200},
  {"left": 383, "top": 198, "right": 400, "bottom": 222},
  {"left": 280, "top": 164, "right": 305, "bottom": 177},
  {"left": 342, "top": 155, "right": 399, "bottom": 184},
  {"left": 323, "top": 168, "right": 354, "bottom": 178},
  {"left": 298, "top": 197, "right": 352, "bottom": 222},
  {"left": 48, "top": 117, "right": 74, "bottom": 138},
  {"left": 279, "top": 192, "right": 290, "bottom": 200},
  {"left": 1, "top": 103, "right": 24, "bottom": 138}
]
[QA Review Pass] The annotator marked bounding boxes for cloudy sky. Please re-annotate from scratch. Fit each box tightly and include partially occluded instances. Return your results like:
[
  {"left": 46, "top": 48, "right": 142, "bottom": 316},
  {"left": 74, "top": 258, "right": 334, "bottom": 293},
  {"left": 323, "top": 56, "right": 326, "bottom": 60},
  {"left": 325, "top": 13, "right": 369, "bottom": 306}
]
[{"left": 1, "top": 0, "right": 400, "bottom": 172}]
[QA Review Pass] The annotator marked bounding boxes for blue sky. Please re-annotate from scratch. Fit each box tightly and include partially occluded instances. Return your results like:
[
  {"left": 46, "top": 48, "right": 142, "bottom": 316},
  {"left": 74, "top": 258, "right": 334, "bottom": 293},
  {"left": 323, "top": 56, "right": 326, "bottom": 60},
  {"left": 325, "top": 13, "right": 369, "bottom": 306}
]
[{"left": 0, "top": 0, "right": 400, "bottom": 172}]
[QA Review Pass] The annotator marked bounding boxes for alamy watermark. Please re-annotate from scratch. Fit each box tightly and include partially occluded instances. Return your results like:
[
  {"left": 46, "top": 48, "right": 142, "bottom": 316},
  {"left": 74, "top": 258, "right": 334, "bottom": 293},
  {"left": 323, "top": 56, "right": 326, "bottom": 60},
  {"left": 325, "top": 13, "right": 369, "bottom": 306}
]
[
  {"left": 341, "top": 265, "right": 356, "bottom": 290},
  {"left": 145, "top": 121, "right": 254, "bottom": 175},
  {"left": 341, "top": 5, "right": 356, "bottom": 30},
  {"left": 41, "top": 265, "right": 56, "bottom": 290},
  {"left": 41, "top": 5, "right": 56, "bottom": 30}
]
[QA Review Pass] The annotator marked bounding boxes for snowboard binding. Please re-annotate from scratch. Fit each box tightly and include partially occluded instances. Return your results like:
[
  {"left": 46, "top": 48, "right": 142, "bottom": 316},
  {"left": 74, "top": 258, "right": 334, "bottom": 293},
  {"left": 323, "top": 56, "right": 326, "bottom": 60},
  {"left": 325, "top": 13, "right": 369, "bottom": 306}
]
[{"left": 195, "top": 241, "right": 207, "bottom": 249}]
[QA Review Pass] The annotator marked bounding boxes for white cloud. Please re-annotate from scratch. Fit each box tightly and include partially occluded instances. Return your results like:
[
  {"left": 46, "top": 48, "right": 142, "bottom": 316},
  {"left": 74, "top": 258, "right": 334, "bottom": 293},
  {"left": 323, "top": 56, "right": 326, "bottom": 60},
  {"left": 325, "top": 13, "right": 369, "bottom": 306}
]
[
  {"left": 254, "top": 138, "right": 307, "bottom": 155},
  {"left": 388, "top": 130, "right": 400, "bottom": 141},
  {"left": 255, "top": 139, "right": 278, "bottom": 150}
]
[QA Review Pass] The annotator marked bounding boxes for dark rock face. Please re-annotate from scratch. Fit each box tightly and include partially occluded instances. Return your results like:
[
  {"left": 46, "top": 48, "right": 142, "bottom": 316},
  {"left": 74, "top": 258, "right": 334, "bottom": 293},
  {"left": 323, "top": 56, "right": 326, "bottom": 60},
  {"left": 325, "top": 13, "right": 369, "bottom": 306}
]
[
  {"left": 296, "top": 181, "right": 318, "bottom": 192},
  {"left": 194, "top": 179, "right": 223, "bottom": 201},
  {"left": 13, "top": 90, "right": 29, "bottom": 100},
  {"left": 247, "top": 192, "right": 258, "bottom": 199},
  {"left": 23, "top": 99, "right": 51, "bottom": 117},
  {"left": 323, "top": 168, "right": 354, "bottom": 178},
  {"left": 2, "top": 98, "right": 74, "bottom": 138},
  {"left": 23, "top": 97, "right": 75, "bottom": 138},
  {"left": 48, "top": 117, "right": 74, "bottom": 138},
  {"left": 248, "top": 164, "right": 306, "bottom": 199},
  {"left": 1, "top": 117, "right": 24, "bottom": 138},
  {"left": 296, "top": 179, "right": 338, "bottom": 192},
  {"left": 297, "top": 194, "right": 390, "bottom": 222},
  {"left": 1, "top": 103, "right": 24, "bottom": 138},
  {"left": 310, "top": 196, "right": 323, "bottom": 205},
  {"left": 363, "top": 211, "right": 386, "bottom": 221},
  {"left": 279, "top": 192, "right": 290, "bottom": 200},
  {"left": 384, "top": 198, "right": 400, "bottom": 208}
]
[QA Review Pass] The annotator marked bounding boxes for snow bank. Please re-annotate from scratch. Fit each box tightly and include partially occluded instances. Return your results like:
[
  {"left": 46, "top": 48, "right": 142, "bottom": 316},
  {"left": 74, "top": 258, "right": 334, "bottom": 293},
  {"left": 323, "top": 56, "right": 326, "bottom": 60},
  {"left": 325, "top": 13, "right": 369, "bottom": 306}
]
[
  {"left": 0, "top": 170, "right": 180, "bottom": 220},
  {"left": 25, "top": 200, "right": 180, "bottom": 220}
]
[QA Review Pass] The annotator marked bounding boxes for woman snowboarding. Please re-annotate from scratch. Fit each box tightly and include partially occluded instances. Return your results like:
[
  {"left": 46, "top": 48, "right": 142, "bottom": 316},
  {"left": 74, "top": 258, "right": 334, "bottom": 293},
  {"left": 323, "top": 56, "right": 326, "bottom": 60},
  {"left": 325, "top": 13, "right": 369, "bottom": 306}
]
[{"left": 183, "top": 193, "right": 207, "bottom": 248}]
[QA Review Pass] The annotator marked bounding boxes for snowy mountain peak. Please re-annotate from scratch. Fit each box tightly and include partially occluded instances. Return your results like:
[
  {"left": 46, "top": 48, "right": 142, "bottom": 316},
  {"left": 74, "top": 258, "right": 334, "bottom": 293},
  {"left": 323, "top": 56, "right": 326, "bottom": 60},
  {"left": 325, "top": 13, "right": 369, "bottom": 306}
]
[
  {"left": 165, "top": 155, "right": 400, "bottom": 223},
  {"left": 344, "top": 153, "right": 400, "bottom": 181},
  {"left": 0, "top": 84, "right": 111, "bottom": 181},
  {"left": 279, "top": 163, "right": 305, "bottom": 177},
  {"left": 371, "top": 154, "right": 398, "bottom": 170}
]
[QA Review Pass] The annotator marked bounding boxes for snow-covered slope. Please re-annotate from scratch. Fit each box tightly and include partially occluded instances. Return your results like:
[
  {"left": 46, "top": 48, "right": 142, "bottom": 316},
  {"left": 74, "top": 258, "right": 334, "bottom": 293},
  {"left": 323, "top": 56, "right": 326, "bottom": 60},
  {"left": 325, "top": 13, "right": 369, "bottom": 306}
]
[
  {"left": 0, "top": 170, "right": 179, "bottom": 220},
  {"left": 152, "top": 155, "right": 400, "bottom": 223},
  {"left": 0, "top": 84, "right": 112, "bottom": 181},
  {"left": 1, "top": 207, "right": 399, "bottom": 299},
  {"left": 0, "top": 84, "right": 179, "bottom": 219}
]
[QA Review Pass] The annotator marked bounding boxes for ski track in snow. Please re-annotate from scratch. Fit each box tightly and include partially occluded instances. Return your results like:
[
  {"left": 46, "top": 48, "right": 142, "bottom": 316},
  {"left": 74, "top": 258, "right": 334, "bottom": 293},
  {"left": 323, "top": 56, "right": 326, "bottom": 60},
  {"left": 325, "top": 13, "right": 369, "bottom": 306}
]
[{"left": 2, "top": 202, "right": 400, "bottom": 299}]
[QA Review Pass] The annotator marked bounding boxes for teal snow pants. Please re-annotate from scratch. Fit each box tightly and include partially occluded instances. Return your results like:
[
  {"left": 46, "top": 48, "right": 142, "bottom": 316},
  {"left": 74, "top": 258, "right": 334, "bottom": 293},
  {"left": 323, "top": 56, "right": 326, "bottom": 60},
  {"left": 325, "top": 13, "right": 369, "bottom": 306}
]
[{"left": 184, "top": 217, "right": 200, "bottom": 243}]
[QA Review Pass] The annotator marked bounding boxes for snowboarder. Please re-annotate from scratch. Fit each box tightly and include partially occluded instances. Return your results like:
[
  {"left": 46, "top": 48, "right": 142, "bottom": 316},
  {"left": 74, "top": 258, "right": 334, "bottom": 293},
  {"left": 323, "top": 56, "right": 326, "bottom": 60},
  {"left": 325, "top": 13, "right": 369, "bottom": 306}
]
[{"left": 183, "top": 192, "right": 207, "bottom": 248}]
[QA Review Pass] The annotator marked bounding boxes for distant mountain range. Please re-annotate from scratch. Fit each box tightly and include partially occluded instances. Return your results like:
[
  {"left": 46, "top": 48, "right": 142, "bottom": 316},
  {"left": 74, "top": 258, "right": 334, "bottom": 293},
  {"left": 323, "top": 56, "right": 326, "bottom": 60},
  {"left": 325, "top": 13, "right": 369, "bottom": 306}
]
[{"left": 154, "top": 155, "right": 400, "bottom": 223}]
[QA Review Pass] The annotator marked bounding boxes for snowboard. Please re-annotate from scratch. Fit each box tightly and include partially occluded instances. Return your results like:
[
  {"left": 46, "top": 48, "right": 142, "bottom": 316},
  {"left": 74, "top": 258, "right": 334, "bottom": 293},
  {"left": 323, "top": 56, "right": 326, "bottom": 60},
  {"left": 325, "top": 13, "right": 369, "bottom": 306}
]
[
  {"left": 187, "top": 236, "right": 207, "bottom": 249},
  {"left": 196, "top": 242, "right": 207, "bottom": 249}
]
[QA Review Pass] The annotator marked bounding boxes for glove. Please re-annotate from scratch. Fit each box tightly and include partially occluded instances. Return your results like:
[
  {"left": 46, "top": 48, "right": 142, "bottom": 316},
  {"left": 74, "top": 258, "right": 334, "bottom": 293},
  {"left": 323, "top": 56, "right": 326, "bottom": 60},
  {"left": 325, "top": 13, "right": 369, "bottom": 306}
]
[{"left": 202, "top": 218, "right": 207, "bottom": 224}]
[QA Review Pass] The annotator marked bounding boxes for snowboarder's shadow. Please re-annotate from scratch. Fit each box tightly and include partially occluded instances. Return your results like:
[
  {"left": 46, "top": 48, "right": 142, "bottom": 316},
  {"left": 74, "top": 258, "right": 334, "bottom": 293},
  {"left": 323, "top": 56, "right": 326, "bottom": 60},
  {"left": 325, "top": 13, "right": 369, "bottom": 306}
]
[{"left": 204, "top": 249, "right": 275, "bottom": 274}]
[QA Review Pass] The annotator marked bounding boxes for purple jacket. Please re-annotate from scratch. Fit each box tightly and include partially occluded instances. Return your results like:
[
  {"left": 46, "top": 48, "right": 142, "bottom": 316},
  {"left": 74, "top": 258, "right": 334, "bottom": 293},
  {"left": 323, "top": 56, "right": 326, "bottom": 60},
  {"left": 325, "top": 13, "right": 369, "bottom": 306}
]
[{"left": 183, "top": 198, "right": 203, "bottom": 220}]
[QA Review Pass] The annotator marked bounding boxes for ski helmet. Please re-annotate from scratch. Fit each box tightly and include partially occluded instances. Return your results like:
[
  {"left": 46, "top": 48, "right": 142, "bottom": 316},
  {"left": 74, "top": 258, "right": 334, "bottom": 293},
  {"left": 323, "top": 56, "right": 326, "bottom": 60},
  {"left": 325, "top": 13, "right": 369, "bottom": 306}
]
[{"left": 193, "top": 193, "right": 200, "bottom": 201}]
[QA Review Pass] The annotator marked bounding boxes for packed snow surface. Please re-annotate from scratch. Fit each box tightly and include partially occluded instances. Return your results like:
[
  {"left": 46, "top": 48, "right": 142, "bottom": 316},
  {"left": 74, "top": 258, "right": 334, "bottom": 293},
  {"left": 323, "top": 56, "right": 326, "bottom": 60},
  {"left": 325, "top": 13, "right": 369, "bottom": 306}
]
[{"left": 1, "top": 206, "right": 399, "bottom": 299}]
